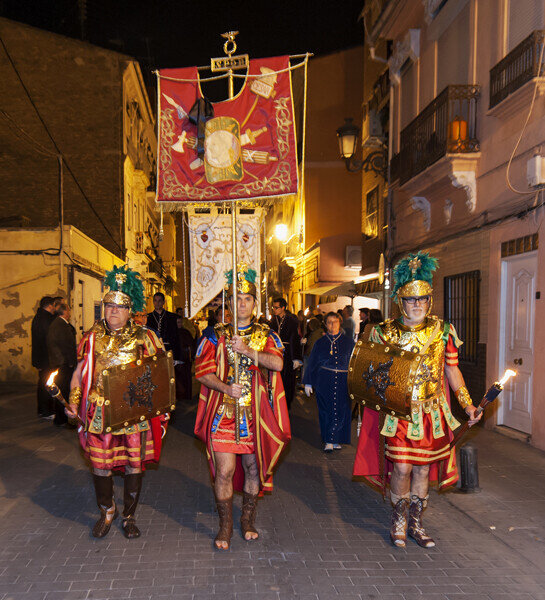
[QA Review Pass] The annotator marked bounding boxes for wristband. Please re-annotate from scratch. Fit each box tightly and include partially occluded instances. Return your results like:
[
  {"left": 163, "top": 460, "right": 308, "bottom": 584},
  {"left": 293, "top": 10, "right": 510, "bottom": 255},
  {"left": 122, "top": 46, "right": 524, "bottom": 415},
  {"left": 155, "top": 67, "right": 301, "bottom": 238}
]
[
  {"left": 454, "top": 385, "right": 472, "bottom": 409},
  {"left": 69, "top": 387, "right": 82, "bottom": 406}
]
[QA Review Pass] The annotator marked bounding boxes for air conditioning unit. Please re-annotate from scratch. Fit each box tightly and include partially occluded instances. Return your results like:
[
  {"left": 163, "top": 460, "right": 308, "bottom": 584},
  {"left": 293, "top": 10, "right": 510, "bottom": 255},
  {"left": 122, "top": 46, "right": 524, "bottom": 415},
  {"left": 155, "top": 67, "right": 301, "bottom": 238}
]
[
  {"left": 362, "top": 109, "right": 385, "bottom": 147},
  {"left": 345, "top": 245, "right": 362, "bottom": 269},
  {"left": 135, "top": 232, "right": 144, "bottom": 254},
  {"left": 527, "top": 155, "right": 545, "bottom": 188}
]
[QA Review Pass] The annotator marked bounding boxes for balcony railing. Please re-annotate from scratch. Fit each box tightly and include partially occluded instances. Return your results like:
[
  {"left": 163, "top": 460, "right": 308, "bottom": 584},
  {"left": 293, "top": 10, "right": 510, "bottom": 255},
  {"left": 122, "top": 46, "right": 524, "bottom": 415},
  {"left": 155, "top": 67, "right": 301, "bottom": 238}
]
[
  {"left": 396, "top": 85, "right": 480, "bottom": 185},
  {"left": 490, "top": 30, "right": 545, "bottom": 109}
]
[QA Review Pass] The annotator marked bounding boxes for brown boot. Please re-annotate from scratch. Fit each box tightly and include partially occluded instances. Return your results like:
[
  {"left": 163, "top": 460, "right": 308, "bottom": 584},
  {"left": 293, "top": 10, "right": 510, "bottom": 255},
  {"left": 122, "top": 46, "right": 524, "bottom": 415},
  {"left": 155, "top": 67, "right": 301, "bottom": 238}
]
[
  {"left": 121, "top": 473, "right": 142, "bottom": 539},
  {"left": 214, "top": 496, "right": 233, "bottom": 550},
  {"left": 92, "top": 475, "right": 118, "bottom": 538},
  {"left": 408, "top": 495, "right": 436, "bottom": 548},
  {"left": 390, "top": 497, "right": 409, "bottom": 547},
  {"left": 240, "top": 492, "right": 259, "bottom": 540}
]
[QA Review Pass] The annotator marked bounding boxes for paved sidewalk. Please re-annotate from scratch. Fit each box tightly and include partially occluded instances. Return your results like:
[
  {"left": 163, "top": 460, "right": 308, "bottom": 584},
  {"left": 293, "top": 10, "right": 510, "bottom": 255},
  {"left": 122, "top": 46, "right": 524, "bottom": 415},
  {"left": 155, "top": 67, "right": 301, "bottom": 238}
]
[{"left": 0, "top": 384, "right": 544, "bottom": 600}]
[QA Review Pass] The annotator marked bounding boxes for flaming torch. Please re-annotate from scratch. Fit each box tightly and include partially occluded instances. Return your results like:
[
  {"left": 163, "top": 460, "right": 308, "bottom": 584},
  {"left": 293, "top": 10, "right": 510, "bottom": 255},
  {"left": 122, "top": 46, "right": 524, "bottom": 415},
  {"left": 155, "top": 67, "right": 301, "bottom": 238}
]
[
  {"left": 45, "top": 370, "right": 85, "bottom": 427},
  {"left": 452, "top": 369, "right": 516, "bottom": 446}
]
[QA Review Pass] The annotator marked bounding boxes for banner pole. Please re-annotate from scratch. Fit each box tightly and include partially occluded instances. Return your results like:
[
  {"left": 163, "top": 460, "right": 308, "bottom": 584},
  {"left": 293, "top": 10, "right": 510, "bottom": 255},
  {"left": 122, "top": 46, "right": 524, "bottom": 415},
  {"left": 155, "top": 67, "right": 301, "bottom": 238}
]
[{"left": 231, "top": 200, "right": 240, "bottom": 443}]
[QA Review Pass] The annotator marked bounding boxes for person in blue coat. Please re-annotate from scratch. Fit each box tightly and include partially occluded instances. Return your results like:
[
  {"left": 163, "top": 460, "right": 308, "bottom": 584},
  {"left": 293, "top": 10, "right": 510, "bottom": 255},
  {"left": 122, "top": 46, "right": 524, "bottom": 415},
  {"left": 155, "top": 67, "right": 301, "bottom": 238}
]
[{"left": 304, "top": 311, "right": 355, "bottom": 452}]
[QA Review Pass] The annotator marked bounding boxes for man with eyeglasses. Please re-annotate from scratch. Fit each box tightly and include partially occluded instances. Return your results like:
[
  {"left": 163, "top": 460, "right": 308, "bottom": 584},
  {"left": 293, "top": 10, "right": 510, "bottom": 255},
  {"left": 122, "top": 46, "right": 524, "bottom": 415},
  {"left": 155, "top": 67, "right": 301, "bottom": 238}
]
[
  {"left": 65, "top": 266, "right": 168, "bottom": 540},
  {"left": 353, "top": 252, "right": 481, "bottom": 549},
  {"left": 269, "top": 297, "right": 303, "bottom": 409}
]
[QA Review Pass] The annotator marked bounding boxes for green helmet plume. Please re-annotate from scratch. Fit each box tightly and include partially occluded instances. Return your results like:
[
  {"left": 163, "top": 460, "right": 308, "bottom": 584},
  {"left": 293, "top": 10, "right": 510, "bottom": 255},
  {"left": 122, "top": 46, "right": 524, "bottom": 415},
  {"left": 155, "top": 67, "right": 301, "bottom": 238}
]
[
  {"left": 103, "top": 265, "right": 146, "bottom": 313},
  {"left": 391, "top": 252, "right": 438, "bottom": 298}
]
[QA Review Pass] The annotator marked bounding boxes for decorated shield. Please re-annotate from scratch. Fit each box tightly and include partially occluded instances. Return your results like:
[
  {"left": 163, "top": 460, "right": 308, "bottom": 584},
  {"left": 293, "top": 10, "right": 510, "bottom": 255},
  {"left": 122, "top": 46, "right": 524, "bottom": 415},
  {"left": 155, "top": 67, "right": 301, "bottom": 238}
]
[
  {"left": 348, "top": 340, "right": 423, "bottom": 422},
  {"left": 101, "top": 351, "right": 175, "bottom": 432}
]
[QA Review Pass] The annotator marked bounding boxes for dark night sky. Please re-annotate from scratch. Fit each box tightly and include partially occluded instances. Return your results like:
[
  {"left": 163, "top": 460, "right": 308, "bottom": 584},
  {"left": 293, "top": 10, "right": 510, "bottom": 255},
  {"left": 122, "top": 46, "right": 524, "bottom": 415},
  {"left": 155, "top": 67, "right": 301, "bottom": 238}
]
[{"left": 0, "top": 1, "right": 364, "bottom": 72}]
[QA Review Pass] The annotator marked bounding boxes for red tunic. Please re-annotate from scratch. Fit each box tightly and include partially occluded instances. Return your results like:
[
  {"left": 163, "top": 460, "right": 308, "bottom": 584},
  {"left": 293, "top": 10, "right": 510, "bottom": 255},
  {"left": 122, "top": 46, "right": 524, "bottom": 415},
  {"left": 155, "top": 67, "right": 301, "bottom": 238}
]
[
  {"left": 194, "top": 323, "right": 291, "bottom": 493},
  {"left": 353, "top": 319, "right": 462, "bottom": 492},
  {"left": 76, "top": 321, "right": 168, "bottom": 472}
]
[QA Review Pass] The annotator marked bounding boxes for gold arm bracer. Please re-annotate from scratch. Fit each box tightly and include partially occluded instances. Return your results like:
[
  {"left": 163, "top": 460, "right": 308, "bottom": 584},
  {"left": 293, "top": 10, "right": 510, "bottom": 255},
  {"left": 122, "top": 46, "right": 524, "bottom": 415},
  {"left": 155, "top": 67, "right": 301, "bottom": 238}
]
[{"left": 454, "top": 385, "right": 473, "bottom": 409}]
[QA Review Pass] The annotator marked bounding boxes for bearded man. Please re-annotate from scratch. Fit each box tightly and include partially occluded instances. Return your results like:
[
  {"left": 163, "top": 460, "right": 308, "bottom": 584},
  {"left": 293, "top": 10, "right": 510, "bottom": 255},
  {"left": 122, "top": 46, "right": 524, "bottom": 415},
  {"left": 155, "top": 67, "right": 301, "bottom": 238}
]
[{"left": 353, "top": 252, "right": 481, "bottom": 548}]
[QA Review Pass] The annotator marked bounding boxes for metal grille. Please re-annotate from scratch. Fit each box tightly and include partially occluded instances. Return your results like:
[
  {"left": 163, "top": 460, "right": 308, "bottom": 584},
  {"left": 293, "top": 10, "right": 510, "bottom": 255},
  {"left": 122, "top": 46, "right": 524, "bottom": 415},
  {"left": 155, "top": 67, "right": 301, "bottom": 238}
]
[
  {"left": 398, "top": 85, "right": 480, "bottom": 185},
  {"left": 444, "top": 270, "right": 480, "bottom": 364},
  {"left": 490, "top": 30, "right": 545, "bottom": 109}
]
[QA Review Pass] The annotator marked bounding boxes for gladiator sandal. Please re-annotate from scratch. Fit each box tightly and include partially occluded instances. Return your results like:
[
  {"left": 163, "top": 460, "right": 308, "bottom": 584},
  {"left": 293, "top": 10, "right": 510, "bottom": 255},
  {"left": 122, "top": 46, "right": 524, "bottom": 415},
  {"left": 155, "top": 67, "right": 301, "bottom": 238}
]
[
  {"left": 92, "top": 474, "right": 118, "bottom": 538},
  {"left": 240, "top": 492, "right": 259, "bottom": 540},
  {"left": 408, "top": 495, "right": 436, "bottom": 548},
  {"left": 122, "top": 473, "right": 142, "bottom": 539},
  {"left": 389, "top": 497, "right": 409, "bottom": 548},
  {"left": 214, "top": 496, "right": 233, "bottom": 550}
]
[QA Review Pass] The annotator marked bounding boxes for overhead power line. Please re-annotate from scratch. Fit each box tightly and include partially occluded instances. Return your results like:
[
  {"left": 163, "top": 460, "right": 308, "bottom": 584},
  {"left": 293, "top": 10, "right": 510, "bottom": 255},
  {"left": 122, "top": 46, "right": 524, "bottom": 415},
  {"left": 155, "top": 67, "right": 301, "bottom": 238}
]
[{"left": 0, "top": 33, "right": 123, "bottom": 254}]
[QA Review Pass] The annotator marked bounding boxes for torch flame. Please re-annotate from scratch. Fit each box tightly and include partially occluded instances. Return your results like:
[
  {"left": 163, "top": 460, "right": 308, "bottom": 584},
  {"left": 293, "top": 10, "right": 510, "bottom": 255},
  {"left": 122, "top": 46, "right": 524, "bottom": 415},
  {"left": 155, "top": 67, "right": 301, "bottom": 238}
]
[
  {"left": 46, "top": 370, "right": 59, "bottom": 387},
  {"left": 499, "top": 369, "right": 516, "bottom": 387}
]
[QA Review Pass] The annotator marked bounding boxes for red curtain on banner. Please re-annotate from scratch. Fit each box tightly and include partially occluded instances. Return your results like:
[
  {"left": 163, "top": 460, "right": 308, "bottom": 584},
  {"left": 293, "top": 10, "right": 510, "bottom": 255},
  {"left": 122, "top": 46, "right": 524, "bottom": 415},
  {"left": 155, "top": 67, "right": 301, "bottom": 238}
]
[{"left": 157, "top": 55, "right": 298, "bottom": 204}]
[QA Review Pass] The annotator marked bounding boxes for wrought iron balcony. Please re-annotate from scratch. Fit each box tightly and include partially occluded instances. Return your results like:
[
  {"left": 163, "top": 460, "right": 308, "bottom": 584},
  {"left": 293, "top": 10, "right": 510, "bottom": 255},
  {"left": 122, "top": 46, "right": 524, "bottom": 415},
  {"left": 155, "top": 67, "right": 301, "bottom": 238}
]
[
  {"left": 396, "top": 85, "right": 480, "bottom": 185},
  {"left": 490, "top": 30, "right": 545, "bottom": 109}
]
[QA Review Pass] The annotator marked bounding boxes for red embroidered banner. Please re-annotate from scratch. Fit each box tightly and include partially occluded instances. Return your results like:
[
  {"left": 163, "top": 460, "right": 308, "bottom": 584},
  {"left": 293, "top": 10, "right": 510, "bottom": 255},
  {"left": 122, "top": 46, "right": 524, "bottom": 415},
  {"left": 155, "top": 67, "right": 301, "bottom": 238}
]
[{"left": 157, "top": 55, "right": 298, "bottom": 205}]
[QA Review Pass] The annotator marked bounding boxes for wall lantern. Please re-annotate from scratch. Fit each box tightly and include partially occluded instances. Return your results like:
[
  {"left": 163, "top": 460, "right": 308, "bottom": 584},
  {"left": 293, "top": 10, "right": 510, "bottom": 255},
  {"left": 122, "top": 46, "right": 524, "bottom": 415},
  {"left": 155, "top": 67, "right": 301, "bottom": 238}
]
[
  {"left": 274, "top": 223, "right": 289, "bottom": 242},
  {"left": 336, "top": 117, "right": 387, "bottom": 177}
]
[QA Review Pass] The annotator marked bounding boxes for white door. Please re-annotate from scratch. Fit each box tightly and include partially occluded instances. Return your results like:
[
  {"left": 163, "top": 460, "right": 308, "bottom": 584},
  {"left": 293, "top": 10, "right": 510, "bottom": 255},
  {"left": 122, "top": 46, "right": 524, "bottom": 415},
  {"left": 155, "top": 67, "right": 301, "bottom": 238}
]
[{"left": 499, "top": 252, "right": 537, "bottom": 433}]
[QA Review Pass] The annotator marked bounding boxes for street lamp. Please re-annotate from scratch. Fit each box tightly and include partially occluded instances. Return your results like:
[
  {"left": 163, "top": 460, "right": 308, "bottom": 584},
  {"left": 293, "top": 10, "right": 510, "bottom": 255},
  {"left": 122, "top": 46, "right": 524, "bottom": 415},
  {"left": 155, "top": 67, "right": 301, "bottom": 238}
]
[
  {"left": 274, "top": 223, "right": 289, "bottom": 242},
  {"left": 336, "top": 117, "right": 387, "bottom": 177}
]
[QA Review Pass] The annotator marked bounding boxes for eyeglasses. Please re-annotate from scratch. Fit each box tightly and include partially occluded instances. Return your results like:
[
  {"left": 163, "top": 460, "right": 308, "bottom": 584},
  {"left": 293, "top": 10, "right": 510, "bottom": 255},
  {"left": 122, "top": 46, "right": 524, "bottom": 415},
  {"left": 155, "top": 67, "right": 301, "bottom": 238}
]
[
  {"left": 271, "top": 305, "right": 281, "bottom": 310},
  {"left": 402, "top": 296, "right": 430, "bottom": 306},
  {"left": 104, "top": 303, "right": 129, "bottom": 311}
]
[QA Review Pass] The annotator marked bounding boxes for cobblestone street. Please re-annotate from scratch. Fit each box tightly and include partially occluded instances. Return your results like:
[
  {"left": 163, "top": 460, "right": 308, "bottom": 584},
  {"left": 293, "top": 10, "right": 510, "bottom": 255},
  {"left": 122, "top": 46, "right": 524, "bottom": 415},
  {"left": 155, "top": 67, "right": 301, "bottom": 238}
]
[{"left": 1, "top": 384, "right": 544, "bottom": 600}]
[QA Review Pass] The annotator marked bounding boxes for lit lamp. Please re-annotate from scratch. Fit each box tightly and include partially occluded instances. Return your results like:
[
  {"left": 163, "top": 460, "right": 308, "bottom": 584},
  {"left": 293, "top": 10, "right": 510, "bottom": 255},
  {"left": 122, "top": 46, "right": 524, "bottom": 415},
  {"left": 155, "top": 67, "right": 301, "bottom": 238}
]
[
  {"left": 336, "top": 117, "right": 387, "bottom": 176},
  {"left": 336, "top": 117, "right": 359, "bottom": 160},
  {"left": 274, "top": 223, "right": 289, "bottom": 243}
]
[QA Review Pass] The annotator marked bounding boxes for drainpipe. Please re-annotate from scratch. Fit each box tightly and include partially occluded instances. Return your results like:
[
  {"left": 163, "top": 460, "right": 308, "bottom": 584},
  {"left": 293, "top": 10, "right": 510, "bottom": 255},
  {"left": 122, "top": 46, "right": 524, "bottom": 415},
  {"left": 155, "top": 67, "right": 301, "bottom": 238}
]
[{"left": 58, "top": 155, "right": 64, "bottom": 287}]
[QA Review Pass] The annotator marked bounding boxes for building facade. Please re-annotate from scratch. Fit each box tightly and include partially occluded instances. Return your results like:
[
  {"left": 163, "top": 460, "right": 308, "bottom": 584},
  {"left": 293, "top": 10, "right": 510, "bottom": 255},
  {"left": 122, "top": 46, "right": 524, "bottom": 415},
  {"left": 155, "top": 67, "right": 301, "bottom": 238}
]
[
  {"left": 0, "top": 18, "right": 177, "bottom": 380},
  {"left": 363, "top": 0, "right": 545, "bottom": 447},
  {"left": 265, "top": 47, "right": 367, "bottom": 314}
]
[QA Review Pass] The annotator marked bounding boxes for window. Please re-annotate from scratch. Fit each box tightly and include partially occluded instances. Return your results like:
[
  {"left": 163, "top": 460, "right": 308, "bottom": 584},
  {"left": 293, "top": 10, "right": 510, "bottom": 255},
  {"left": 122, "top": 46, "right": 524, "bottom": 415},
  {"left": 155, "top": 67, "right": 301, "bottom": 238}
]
[
  {"left": 444, "top": 270, "right": 480, "bottom": 363},
  {"left": 509, "top": 0, "right": 544, "bottom": 51},
  {"left": 364, "top": 186, "right": 379, "bottom": 239}
]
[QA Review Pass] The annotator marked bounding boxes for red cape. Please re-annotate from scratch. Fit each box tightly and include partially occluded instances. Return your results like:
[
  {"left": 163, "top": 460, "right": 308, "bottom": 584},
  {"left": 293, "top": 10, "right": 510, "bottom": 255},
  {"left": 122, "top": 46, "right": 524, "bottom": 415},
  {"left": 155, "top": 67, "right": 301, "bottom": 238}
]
[
  {"left": 194, "top": 331, "right": 291, "bottom": 493},
  {"left": 353, "top": 381, "right": 458, "bottom": 493}
]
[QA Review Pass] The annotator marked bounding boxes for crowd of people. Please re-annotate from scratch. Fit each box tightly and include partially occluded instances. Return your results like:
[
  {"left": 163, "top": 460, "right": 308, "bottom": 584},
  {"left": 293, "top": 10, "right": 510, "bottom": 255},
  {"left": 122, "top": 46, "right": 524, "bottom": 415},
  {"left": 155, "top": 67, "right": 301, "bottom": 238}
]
[{"left": 29, "top": 251, "right": 481, "bottom": 550}]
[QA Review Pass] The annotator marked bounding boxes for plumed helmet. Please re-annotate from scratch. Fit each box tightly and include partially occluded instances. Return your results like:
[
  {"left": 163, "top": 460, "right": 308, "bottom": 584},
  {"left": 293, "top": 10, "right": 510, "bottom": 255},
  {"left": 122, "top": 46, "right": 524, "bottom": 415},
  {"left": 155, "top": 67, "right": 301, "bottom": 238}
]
[
  {"left": 225, "top": 263, "right": 258, "bottom": 298},
  {"left": 391, "top": 252, "right": 438, "bottom": 299},
  {"left": 102, "top": 265, "right": 146, "bottom": 313}
]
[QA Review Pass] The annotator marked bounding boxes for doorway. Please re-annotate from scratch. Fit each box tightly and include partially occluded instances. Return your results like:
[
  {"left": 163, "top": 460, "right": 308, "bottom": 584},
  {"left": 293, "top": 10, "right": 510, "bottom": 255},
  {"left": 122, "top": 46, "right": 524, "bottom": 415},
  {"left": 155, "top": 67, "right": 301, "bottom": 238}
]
[{"left": 498, "top": 251, "right": 537, "bottom": 433}]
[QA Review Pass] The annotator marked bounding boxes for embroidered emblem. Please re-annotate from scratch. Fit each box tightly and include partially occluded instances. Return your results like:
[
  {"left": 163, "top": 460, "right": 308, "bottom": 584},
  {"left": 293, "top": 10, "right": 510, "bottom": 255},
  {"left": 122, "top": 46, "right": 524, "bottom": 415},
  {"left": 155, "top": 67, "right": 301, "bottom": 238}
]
[
  {"left": 123, "top": 365, "right": 157, "bottom": 411},
  {"left": 362, "top": 357, "right": 395, "bottom": 404}
]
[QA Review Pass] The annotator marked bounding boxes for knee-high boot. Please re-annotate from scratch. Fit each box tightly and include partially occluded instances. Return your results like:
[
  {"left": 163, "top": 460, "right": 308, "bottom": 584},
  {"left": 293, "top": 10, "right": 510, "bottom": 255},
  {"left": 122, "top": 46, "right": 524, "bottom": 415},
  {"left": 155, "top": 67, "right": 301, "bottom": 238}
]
[
  {"left": 92, "top": 474, "right": 117, "bottom": 538},
  {"left": 408, "top": 495, "right": 435, "bottom": 548},
  {"left": 240, "top": 492, "right": 259, "bottom": 540},
  {"left": 122, "top": 473, "right": 142, "bottom": 539},
  {"left": 389, "top": 493, "right": 409, "bottom": 548},
  {"left": 214, "top": 495, "right": 233, "bottom": 550}
]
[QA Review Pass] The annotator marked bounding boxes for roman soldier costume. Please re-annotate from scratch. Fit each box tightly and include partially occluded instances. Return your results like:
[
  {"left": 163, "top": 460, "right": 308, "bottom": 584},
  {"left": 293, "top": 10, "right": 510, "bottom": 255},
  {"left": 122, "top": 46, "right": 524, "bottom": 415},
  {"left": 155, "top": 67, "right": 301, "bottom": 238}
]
[
  {"left": 194, "top": 264, "right": 290, "bottom": 548},
  {"left": 70, "top": 266, "right": 169, "bottom": 539},
  {"left": 353, "top": 252, "right": 474, "bottom": 547}
]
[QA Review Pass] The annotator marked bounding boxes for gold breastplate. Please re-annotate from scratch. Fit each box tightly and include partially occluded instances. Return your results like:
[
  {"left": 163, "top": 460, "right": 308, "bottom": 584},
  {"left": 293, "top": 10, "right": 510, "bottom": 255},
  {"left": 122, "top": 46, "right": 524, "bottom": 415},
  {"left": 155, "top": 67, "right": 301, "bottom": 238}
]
[
  {"left": 92, "top": 320, "right": 146, "bottom": 395},
  {"left": 217, "top": 322, "right": 270, "bottom": 410},
  {"left": 380, "top": 317, "right": 445, "bottom": 408}
]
